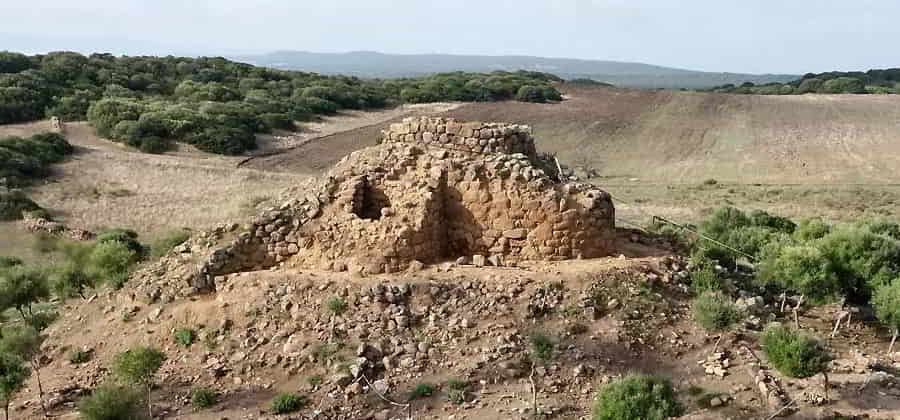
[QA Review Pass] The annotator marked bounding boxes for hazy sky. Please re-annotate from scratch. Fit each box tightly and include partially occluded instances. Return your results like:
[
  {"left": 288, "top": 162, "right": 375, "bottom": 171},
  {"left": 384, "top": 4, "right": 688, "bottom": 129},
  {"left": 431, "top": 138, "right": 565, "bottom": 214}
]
[{"left": 2, "top": 0, "right": 898, "bottom": 74}]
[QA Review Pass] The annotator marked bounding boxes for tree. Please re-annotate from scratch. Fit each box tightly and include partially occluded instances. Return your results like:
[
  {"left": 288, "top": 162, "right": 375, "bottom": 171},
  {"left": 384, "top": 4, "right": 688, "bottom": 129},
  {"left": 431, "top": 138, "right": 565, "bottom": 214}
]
[
  {"left": 0, "top": 352, "right": 29, "bottom": 420},
  {"left": 872, "top": 280, "right": 900, "bottom": 353},
  {"left": 762, "top": 324, "right": 832, "bottom": 399},
  {"left": 113, "top": 347, "right": 166, "bottom": 418},
  {"left": 0, "top": 265, "right": 50, "bottom": 320},
  {"left": 822, "top": 77, "right": 866, "bottom": 94},
  {"left": 0, "top": 326, "right": 46, "bottom": 415}
]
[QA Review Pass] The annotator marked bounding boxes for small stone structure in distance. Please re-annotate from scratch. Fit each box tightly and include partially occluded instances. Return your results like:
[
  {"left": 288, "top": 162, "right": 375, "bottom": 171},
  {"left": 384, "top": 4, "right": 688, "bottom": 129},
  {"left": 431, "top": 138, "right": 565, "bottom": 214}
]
[{"left": 143, "top": 117, "right": 616, "bottom": 295}]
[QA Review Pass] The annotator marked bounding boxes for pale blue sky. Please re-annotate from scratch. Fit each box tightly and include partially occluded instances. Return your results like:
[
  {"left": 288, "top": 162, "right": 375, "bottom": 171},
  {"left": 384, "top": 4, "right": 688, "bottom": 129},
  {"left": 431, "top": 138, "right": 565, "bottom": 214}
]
[{"left": 2, "top": 0, "right": 898, "bottom": 74}]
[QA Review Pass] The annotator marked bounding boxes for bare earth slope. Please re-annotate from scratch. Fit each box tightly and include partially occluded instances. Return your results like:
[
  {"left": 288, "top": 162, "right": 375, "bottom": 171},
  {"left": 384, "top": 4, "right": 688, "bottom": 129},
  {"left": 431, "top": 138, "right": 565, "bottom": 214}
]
[{"left": 252, "top": 87, "right": 900, "bottom": 185}]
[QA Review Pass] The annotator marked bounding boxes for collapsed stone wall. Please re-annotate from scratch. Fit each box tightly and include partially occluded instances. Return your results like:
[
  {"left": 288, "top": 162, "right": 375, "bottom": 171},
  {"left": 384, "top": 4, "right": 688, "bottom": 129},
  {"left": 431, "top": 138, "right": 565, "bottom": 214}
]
[{"left": 167, "top": 118, "right": 614, "bottom": 293}]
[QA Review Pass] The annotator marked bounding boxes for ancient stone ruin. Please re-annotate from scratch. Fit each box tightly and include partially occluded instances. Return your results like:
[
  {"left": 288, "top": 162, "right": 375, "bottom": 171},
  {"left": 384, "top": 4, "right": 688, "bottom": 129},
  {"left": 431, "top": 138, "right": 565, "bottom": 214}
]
[{"left": 169, "top": 117, "right": 615, "bottom": 293}]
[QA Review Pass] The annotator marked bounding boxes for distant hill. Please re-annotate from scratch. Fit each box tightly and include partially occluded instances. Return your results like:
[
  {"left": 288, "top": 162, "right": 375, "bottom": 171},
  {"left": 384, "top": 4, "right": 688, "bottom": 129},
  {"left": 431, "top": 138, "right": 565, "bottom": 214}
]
[{"left": 233, "top": 51, "right": 797, "bottom": 89}]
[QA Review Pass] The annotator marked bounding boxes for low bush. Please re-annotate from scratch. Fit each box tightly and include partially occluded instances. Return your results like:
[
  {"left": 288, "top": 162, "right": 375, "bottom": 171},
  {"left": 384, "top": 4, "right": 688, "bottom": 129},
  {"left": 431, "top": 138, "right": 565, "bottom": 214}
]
[
  {"left": 0, "top": 257, "right": 22, "bottom": 269},
  {"left": 592, "top": 374, "right": 682, "bottom": 420},
  {"left": 690, "top": 261, "right": 722, "bottom": 294},
  {"left": 761, "top": 324, "right": 830, "bottom": 379},
  {"left": 529, "top": 332, "right": 555, "bottom": 362},
  {"left": 757, "top": 245, "right": 841, "bottom": 303},
  {"left": 96, "top": 228, "right": 144, "bottom": 256},
  {"left": 324, "top": 296, "right": 348, "bottom": 316},
  {"left": 445, "top": 379, "right": 469, "bottom": 404},
  {"left": 85, "top": 241, "right": 139, "bottom": 289},
  {"left": 270, "top": 393, "right": 307, "bottom": 414},
  {"left": 0, "top": 190, "right": 41, "bottom": 221},
  {"left": 409, "top": 383, "right": 435, "bottom": 400},
  {"left": 79, "top": 384, "right": 146, "bottom": 420},
  {"left": 692, "top": 291, "right": 742, "bottom": 331},
  {"left": 872, "top": 280, "right": 900, "bottom": 349},
  {"left": 190, "top": 387, "right": 218, "bottom": 409},
  {"left": 174, "top": 328, "right": 196, "bottom": 347}
]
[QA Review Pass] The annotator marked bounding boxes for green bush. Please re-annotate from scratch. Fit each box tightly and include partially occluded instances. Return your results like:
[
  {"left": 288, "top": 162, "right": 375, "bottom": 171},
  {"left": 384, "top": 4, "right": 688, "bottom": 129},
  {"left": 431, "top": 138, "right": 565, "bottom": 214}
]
[
  {"left": 758, "top": 245, "right": 841, "bottom": 303},
  {"left": 793, "top": 218, "right": 831, "bottom": 241},
  {"left": 0, "top": 257, "right": 22, "bottom": 269},
  {"left": 49, "top": 262, "right": 92, "bottom": 299},
  {"left": 0, "top": 264, "right": 50, "bottom": 315},
  {"left": 190, "top": 387, "right": 218, "bottom": 409},
  {"left": 149, "top": 229, "right": 190, "bottom": 258},
  {"left": 85, "top": 240, "right": 140, "bottom": 288},
  {"left": 270, "top": 393, "right": 307, "bottom": 414},
  {"left": 0, "top": 352, "right": 29, "bottom": 417},
  {"left": 529, "top": 332, "right": 555, "bottom": 362},
  {"left": 816, "top": 225, "right": 900, "bottom": 299},
  {"left": 873, "top": 280, "right": 900, "bottom": 336},
  {"left": 409, "top": 383, "right": 436, "bottom": 400},
  {"left": 174, "top": 328, "right": 196, "bottom": 347},
  {"left": 690, "top": 261, "right": 722, "bottom": 294},
  {"left": 761, "top": 324, "right": 830, "bottom": 378},
  {"left": 592, "top": 374, "right": 681, "bottom": 420},
  {"left": 113, "top": 346, "right": 166, "bottom": 387},
  {"left": 692, "top": 291, "right": 742, "bottom": 331},
  {"left": 0, "top": 190, "right": 41, "bottom": 221},
  {"left": 445, "top": 379, "right": 469, "bottom": 404},
  {"left": 79, "top": 384, "right": 146, "bottom": 420},
  {"left": 324, "top": 296, "right": 348, "bottom": 316},
  {"left": 96, "top": 228, "right": 144, "bottom": 256}
]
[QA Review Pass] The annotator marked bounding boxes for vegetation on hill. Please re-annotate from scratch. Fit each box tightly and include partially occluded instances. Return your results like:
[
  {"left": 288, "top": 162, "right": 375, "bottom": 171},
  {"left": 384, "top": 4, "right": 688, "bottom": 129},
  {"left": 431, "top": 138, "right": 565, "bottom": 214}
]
[
  {"left": 0, "top": 131, "right": 74, "bottom": 220},
  {"left": 0, "top": 51, "right": 562, "bottom": 154},
  {"left": 707, "top": 68, "right": 900, "bottom": 94}
]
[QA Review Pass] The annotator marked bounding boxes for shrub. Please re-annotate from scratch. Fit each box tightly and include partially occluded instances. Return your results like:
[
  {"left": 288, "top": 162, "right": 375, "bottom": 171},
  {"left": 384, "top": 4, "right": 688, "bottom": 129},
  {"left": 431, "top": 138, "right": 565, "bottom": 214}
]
[
  {"left": 0, "top": 190, "right": 41, "bottom": 221},
  {"left": 324, "top": 296, "right": 348, "bottom": 316},
  {"left": 692, "top": 291, "right": 742, "bottom": 331},
  {"left": 793, "top": 218, "right": 831, "bottom": 241},
  {"left": 690, "top": 262, "right": 722, "bottom": 294},
  {"left": 409, "top": 383, "right": 435, "bottom": 400},
  {"left": 49, "top": 262, "right": 92, "bottom": 299},
  {"left": 0, "top": 264, "right": 50, "bottom": 315},
  {"left": 529, "top": 332, "right": 555, "bottom": 362},
  {"left": 445, "top": 379, "right": 469, "bottom": 404},
  {"left": 113, "top": 347, "right": 166, "bottom": 387},
  {"left": 592, "top": 374, "right": 681, "bottom": 420},
  {"left": 96, "top": 228, "right": 144, "bottom": 256},
  {"left": 761, "top": 324, "right": 831, "bottom": 378},
  {"left": 78, "top": 384, "right": 146, "bottom": 420},
  {"left": 0, "top": 257, "right": 22, "bottom": 269},
  {"left": 0, "top": 352, "right": 29, "bottom": 418},
  {"left": 872, "top": 280, "right": 900, "bottom": 349},
  {"left": 816, "top": 225, "right": 900, "bottom": 299},
  {"left": 757, "top": 245, "right": 841, "bottom": 303},
  {"left": 190, "top": 387, "right": 218, "bottom": 409},
  {"left": 174, "top": 328, "right": 196, "bottom": 347},
  {"left": 85, "top": 241, "right": 139, "bottom": 288},
  {"left": 270, "top": 393, "right": 307, "bottom": 414}
]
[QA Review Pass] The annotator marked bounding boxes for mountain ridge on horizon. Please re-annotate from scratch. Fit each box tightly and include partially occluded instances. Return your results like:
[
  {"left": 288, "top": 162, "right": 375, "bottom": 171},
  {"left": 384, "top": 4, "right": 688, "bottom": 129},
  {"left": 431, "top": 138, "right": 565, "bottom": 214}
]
[{"left": 233, "top": 50, "right": 798, "bottom": 89}]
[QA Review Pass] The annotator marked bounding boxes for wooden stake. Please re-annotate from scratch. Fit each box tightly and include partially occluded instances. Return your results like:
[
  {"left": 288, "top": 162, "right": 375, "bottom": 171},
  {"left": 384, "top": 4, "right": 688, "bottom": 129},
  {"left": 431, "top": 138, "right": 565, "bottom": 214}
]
[{"left": 890, "top": 328, "right": 898, "bottom": 354}]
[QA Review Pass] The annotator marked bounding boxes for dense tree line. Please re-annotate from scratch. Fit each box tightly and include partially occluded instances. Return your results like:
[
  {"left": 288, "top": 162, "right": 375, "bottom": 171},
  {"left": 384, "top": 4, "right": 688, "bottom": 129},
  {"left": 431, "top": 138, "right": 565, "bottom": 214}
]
[
  {"left": 706, "top": 68, "right": 900, "bottom": 95},
  {"left": 0, "top": 51, "right": 563, "bottom": 154}
]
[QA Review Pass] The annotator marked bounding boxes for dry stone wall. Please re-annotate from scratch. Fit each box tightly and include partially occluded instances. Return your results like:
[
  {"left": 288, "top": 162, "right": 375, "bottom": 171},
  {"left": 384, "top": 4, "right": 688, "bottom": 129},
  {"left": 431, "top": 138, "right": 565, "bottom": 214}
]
[
  {"left": 140, "top": 118, "right": 615, "bottom": 295},
  {"left": 381, "top": 117, "right": 537, "bottom": 156}
]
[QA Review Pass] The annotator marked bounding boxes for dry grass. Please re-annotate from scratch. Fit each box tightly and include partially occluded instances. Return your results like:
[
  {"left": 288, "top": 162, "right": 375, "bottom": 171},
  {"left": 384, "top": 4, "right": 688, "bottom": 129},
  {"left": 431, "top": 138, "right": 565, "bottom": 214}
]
[{"left": 1, "top": 122, "right": 301, "bottom": 243}]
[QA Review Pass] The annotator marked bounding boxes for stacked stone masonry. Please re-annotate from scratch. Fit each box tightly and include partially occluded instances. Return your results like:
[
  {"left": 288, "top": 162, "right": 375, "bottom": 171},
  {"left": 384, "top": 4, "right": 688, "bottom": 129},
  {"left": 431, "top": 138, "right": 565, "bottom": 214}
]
[
  {"left": 188, "top": 118, "right": 614, "bottom": 292},
  {"left": 381, "top": 117, "right": 537, "bottom": 156}
]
